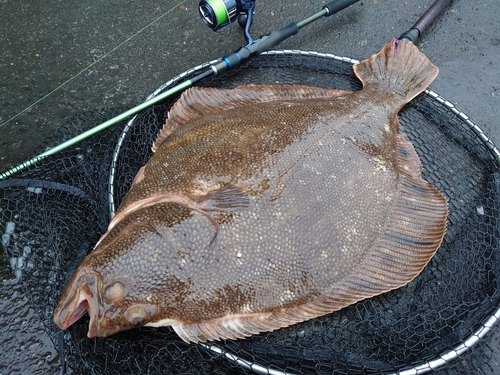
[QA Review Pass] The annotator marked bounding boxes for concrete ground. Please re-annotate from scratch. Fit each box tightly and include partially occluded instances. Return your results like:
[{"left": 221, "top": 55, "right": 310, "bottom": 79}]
[{"left": 0, "top": 0, "right": 499, "bottom": 373}]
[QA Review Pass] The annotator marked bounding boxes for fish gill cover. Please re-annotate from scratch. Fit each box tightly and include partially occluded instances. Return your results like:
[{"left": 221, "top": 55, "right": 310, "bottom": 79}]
[{"left": 1, "top": 49, "right": 500, "bottom": 374}]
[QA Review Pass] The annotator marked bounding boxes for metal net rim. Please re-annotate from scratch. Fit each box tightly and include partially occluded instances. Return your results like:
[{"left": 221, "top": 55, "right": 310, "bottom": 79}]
[{"left": 108, "top": 49, "right": 500, "bottom": 375}]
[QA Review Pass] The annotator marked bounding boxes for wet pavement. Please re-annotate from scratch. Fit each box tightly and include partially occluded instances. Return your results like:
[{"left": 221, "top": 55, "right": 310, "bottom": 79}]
[{"left": 1, "top": 0, "right": 499, "bottom": 373}]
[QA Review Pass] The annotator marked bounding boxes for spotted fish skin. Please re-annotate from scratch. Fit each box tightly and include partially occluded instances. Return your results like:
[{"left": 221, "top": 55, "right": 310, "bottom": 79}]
[{"left": 54, "top": 39, "right": 447, "bottom": 343}]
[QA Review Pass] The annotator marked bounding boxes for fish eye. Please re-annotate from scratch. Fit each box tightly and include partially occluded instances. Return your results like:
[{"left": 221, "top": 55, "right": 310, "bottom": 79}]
[
  {"left": 132, "top": 316, "right": 145, "bottom": 327},
  {"left": 125, "top": 305, "right": 147, "bottom": 327},
  {"left": 103, "top": 281, "right": 126, "bottom": 303}
]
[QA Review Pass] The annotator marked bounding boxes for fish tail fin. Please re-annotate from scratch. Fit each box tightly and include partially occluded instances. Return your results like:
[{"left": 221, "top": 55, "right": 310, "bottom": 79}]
[{"left": 353, "top": 38, "right": 438, "bottom": 104}]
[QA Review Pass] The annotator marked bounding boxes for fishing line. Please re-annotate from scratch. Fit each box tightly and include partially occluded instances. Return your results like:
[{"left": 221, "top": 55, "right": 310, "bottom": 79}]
[{"left": 0, "top": 0, "right": 187, "bottom": 130}]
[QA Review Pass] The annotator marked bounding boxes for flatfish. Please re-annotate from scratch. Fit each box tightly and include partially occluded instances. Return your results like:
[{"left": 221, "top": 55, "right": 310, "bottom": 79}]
[{"left": 54, "top": 38, "right": 448, "bottom": 343}]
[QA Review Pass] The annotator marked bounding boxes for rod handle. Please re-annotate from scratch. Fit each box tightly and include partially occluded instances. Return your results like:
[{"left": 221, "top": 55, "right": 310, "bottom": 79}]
[
  {"left": 412, "top": 0, "right": 451, "bottom": 36},
  {"left": 323, "top": 0, "right": 360, "bottom": 16}
]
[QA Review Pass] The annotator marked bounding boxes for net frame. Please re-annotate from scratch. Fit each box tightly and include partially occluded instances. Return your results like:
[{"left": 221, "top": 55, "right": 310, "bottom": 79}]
[
  {"left": 1, "top": 49, "right": 499, "bottom": 375},
  {"left": 107, "top": 49, "right": 500, "bottom": 374}
]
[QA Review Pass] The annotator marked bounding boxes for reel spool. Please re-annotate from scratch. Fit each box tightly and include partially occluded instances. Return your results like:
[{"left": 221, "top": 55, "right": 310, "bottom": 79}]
[{"left": 199, "top": 0, "right": 256, "bottom": 35}]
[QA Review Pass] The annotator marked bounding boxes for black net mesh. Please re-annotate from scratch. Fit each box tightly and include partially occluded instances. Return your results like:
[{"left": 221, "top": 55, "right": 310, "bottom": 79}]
[{"left": 1, "top": 51, "right": 499, "bottom": 375}]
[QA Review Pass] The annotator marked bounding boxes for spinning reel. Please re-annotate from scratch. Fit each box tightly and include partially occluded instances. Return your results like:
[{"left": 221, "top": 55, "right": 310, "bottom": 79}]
[{"left": 198, "top": 0, "right": 256, "bottom": 44}]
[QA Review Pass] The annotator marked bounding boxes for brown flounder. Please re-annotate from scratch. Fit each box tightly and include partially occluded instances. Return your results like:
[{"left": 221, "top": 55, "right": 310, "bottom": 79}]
[{"left": 54, "top": 38, "right": 447, "bottom": 343}]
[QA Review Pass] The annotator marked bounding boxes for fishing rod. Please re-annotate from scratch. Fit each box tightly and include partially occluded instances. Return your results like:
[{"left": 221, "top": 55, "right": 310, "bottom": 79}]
[
  {"left": 0, "top": 0, "right": 360, "bottom": 181},
  {"left": 398, "top": 0, "right": 452, "bottom": 43}
]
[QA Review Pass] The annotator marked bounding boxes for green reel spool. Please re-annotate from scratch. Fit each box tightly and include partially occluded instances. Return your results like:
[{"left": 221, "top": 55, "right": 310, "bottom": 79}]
[{"left": 199, "top": 0, "right": 238, "bottom": 31}]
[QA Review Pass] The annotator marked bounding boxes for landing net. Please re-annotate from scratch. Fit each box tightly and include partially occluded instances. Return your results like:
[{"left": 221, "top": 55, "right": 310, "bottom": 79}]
[{"left": 1, "top": 50, "right": 499, "bottom": 374}]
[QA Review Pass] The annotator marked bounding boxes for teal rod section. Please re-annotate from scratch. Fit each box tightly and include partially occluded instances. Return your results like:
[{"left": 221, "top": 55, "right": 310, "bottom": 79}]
[{"left": 0, "top": 79, "right": 193, "bottom": 181}]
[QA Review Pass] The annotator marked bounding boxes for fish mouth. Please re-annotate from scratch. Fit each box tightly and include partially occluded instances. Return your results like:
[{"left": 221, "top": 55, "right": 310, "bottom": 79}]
[
  {"left": 64, "top": 294, "right": 90, "bottom": 327},
  {"left": 53, "top": 271, "right": 101, "bottom": 338}
]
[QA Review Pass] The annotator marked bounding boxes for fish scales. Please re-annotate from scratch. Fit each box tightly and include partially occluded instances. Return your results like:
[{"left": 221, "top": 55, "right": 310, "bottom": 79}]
[{"left": 54, "top": 39, "right": 448, "bottom": 343}]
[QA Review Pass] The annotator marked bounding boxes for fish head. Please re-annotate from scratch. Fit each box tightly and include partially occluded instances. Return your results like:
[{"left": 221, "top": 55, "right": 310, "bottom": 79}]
[
  {"left": 53, "top": 264, "right": 162, "bottom": 338},
  {"left": 53, "top": 201, "right": 214, "bottom": 337}
]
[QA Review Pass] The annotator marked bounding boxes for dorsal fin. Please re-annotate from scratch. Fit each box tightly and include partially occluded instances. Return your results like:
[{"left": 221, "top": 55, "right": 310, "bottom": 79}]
[{"left": 152, "top": 84, "right": 351, "bottom": 152}]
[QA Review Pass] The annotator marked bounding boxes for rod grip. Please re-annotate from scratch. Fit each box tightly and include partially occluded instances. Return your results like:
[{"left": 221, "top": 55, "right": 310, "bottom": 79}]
[
  {"left": 255, "top": 22, "right": 299, "bottom": 54},
  {"left": 411, "top": 0, "right": 451, "bottom": 36},
  {"left": 323, "top": 0, "right": 360, "bottom": 16}
]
